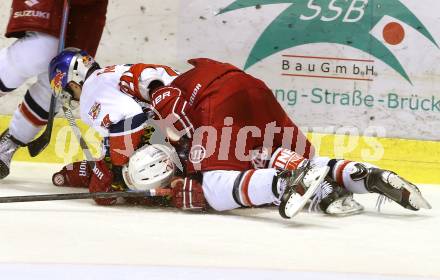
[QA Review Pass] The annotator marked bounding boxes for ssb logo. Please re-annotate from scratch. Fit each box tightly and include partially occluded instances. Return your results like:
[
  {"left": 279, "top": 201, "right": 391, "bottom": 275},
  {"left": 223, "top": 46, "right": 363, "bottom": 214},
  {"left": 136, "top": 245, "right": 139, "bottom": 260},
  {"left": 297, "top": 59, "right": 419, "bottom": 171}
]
[{"left": 189, "top": 145, "right": 206, "bottom": 164}]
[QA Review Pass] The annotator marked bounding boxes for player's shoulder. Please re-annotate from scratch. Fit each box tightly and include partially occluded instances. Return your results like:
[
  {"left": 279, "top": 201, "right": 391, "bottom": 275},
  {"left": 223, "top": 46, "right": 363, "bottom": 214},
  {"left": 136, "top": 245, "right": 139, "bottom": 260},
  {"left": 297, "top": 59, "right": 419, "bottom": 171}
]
[
  {"left": 93, "top": 64, "right": 130, "bottom": 80},
  {"left": 83, "top": 65, "right": 128, "bottom": 91}
]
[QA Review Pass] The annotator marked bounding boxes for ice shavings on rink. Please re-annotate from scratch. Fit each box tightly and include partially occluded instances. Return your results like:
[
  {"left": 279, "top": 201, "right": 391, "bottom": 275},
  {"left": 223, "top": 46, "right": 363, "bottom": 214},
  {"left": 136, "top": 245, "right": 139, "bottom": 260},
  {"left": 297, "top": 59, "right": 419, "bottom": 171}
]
[{"left": 0, "top": 162, "right": 439, "bottom": 280}]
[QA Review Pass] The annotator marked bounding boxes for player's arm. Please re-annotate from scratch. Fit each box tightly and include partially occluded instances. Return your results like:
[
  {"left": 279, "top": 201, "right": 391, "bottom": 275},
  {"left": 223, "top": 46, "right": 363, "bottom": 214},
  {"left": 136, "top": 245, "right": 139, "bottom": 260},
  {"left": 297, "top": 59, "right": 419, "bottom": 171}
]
[
  {"left": 86, "top": 113, "right": 150, "bottom": 205},
  {"left": 119, "top": 63, "right": 179, "bottom": 101},
  {"left": 150, "top": 86, "right": 194, "bottom": 142},
  {"left": 107, "top": 112, "right": 149, "bottom": 166},
  {"left": 59, "top": 110, "right": 150, "bottom": 205}
]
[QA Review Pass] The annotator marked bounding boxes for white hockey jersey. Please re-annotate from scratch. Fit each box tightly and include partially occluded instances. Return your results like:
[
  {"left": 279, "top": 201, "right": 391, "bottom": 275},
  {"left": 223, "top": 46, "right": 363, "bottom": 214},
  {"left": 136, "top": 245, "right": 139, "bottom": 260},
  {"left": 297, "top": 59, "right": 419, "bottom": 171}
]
[
  {"left": 79, "top": 63, "right": 178, "bottom": 166},
  {"left": 80, "top": 64, "right": 145, "bottom": 137}
]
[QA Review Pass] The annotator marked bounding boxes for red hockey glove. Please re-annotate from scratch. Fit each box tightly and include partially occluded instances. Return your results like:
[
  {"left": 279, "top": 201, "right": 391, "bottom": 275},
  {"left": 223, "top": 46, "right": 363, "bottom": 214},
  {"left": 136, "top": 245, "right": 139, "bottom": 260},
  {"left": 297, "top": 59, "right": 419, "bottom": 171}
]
[
  {"left": 119, "top": 64, "right": 156, "bottom": 100},
  {"left": 88, "top": 160, "right": 117, "bottom": 206},
  {"left": 170, "top": 177, "right": 207, "bottom": 210},
  {"left": 119, "top": 70, "right": 139, "bottom": 98},
  {"left": 52, "top": 161, "right": 91, "bottom": 188},
  {"left": 119, "top": 63, "right": 179, "bottom": 101}
]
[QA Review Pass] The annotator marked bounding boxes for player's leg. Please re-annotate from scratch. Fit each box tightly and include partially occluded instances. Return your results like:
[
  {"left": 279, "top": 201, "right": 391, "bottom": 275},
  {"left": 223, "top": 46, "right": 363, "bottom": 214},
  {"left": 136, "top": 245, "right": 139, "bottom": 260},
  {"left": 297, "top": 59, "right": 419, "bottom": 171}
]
[
  {"left": 202, "top": 164, "right": 328, "bottom": 219},
  {"left": 0, "top": 32, "right": 58, "bottom": 95},
  {"left": 202, "top": 169, "right": 278, "bottom": 211},
  {"left": 0, "top": 32, "right": 58, "bottom": 179},
  {"left": 310, "top": 157, "right": 431, "bottom": 211},
  {"left": 269, "top": 147, "right": 364, "bottom": 215}
]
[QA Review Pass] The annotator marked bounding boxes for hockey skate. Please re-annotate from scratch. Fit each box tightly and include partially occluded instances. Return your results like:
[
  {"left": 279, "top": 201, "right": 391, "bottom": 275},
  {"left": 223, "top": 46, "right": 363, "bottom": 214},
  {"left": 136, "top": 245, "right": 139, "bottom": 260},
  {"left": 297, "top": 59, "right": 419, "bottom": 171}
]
[
  {"left": 353, "top": 163, "right": 431, "bottom": 211},
  {"left": 0, "top": 129, "right": 23, "bottom": 179},
  {"left": 278, "top": 161, "right": 329, "bottom": 219},
  {"left": 311, "top": 176, "right": 364, "bottom": 216}
]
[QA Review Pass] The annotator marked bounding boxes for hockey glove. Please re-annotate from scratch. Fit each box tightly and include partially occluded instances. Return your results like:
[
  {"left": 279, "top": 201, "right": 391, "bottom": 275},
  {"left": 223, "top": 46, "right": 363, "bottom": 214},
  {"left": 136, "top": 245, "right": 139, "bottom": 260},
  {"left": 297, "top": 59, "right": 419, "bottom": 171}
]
[
  {"left": 52, "top": 161, "right": 91, "bottom": 188},
  {"left": 169, "top": 177, "right": 207, "bottom": 210},
  {"left": 89, "top": 160, "right": 117, "bottom": 206}
]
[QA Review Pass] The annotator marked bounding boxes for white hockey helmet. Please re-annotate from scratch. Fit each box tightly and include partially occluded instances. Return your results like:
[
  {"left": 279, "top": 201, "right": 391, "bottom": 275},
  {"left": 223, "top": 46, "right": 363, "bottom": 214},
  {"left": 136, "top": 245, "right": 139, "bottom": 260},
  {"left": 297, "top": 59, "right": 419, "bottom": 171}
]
[{"left": 122, "top": 144, "right": 175, "bottom": 191}]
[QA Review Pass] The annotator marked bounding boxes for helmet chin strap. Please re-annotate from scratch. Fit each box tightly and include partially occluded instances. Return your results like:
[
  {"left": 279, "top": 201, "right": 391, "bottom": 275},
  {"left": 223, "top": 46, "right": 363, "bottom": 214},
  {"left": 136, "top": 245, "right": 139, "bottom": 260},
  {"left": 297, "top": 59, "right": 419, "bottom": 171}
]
[
  {"left": 65, "top": 86, "right": 76, "bottom": 100},
  {"left": 64, "top": 82, "right": 81, "bottom": 104},
  {"left": 85, "top": 62, "right": 101, "bottom": 81}
]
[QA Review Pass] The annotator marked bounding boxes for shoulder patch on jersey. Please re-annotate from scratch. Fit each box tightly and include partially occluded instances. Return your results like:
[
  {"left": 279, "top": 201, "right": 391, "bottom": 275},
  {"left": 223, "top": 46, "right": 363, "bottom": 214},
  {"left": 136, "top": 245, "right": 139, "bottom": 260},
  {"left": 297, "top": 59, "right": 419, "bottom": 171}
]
[
  {"left": 88, "top": 102, "right": 102, "bottom": 120},
  {"left": 100, "top": 114, "right": 112, "bottom": 129}
]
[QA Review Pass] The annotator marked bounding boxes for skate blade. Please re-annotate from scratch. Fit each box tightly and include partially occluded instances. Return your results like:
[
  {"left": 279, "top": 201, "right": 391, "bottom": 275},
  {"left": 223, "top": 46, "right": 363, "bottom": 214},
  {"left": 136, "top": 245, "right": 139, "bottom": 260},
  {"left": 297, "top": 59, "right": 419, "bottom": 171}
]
[
  {"left": 282, "top": 166, "right": 330, "bottom": 219},
  {"left": 389, "top": 174, "right": 432, "bottom": 210},
  {"left": 325, "top": 197, "right": 364, "bottom": 216}
]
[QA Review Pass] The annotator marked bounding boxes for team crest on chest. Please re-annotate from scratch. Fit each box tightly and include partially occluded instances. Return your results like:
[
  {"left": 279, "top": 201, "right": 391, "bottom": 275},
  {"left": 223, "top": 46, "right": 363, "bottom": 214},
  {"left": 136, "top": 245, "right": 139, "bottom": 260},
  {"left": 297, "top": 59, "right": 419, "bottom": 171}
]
[{"left": 88, "top": 102, "right": 102, "bottom": 120}]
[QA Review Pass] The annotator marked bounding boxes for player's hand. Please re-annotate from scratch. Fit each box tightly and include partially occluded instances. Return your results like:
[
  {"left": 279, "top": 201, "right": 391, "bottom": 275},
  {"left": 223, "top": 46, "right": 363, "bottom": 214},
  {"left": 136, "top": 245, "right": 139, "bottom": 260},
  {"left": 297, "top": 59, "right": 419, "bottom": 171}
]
[
  {"left": 52, "top": 161, "right": 91, "bottom": 188},
  {"left": 169, "top": 177, "right": 207, "bottom": 210},
  {"left": 88, "top": 160, "right": 117, "bottom": 206}
]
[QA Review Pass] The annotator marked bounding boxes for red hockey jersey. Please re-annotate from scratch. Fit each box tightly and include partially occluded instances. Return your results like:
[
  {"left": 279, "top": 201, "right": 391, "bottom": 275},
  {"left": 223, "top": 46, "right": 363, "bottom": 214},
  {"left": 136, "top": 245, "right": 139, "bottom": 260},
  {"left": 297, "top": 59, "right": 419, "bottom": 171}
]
[
  {"left": 150, "top": 58, "right": 314, "bottom": 174},
  {"left": 6, "top": 0, "right": 108, "bottom": 56}
]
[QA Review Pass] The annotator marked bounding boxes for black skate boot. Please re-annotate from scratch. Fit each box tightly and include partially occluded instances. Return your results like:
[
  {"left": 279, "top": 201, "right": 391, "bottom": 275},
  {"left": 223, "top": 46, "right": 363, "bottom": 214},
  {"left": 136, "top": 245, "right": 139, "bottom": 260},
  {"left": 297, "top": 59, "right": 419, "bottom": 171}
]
[
  {"left": 278, "top": 160, "right": 329, "bottom": 219},
  {"left": 0, "top": 129, "right": 24, "bottom": 179},
  {"left": 311, "top": 176, "right": 364, "bottom": 216},
  {"left": 351, "top": 163, "right": 431, "bottom": 211}
]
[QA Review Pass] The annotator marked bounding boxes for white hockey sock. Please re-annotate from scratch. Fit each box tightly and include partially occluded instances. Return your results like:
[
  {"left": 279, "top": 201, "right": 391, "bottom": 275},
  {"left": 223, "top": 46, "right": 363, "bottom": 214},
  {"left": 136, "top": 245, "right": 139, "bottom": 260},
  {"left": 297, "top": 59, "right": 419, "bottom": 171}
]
[
  {"left": 245, "top": 168, "right": 279, "bottom": 206},
  {"left": 202, "top": 169, "right": 279, "bottom": 211},
  {"left": 310, "top": 157, "right": 377, "bottom": 194},
  {"left": 337, "top": 161, "right": 377, "bottom": 194}
]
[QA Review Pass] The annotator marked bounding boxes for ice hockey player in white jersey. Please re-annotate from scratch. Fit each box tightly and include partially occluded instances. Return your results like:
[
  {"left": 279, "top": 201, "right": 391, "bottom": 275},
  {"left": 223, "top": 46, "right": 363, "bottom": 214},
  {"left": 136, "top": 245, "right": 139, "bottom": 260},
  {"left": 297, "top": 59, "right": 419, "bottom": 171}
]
[{"left": 49, "top": 48, "right": 431, "bottom": 218}]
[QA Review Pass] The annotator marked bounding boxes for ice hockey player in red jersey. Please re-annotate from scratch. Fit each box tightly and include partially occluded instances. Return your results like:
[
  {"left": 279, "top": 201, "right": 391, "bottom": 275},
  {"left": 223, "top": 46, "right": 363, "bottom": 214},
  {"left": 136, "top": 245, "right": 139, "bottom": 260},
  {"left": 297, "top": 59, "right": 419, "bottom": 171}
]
[
  {"left": 0, "top": 0, "right": 108, "bottom": 179},
  {"left": 49, "top": 48, "right": 431, "bottom": 218}
]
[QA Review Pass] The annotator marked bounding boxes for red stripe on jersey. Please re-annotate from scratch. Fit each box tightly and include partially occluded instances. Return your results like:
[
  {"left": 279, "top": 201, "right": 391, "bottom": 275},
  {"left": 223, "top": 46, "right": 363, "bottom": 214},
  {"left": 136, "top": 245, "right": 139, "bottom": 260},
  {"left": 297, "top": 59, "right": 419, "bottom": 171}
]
[
  {"left": 109, "top": 129, "right": 145, "bottom": 166},
  {"left": 304, "top": 141, "right": 312, "bottom": 159},
  {"left": 291, "top": 126, "right": 299, "bottom": 152},
  {"left": 336, "top": 160, "right": 352, "bottom": 188},
  {"left": 19, "top": 103, "right": 47, "bottom": 126},
  {"left": 241, "top": 170, "right": 256, "bottom": 207}
]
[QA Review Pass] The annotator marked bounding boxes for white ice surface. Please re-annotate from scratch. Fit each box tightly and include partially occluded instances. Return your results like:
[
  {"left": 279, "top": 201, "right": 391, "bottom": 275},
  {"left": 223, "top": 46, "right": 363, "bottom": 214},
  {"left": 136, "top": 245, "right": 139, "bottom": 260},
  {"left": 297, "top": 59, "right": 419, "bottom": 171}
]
[{"left": 0, "top": 162, "right": 438, "bottom": 280}]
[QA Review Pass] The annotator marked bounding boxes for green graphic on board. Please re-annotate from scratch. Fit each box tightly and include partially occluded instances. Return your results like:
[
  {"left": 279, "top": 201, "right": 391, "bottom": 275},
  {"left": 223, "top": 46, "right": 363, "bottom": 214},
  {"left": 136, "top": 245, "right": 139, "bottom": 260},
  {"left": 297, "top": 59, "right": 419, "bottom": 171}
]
[{"left": 219, "top": 0, "right": 438, "bottom": 83}]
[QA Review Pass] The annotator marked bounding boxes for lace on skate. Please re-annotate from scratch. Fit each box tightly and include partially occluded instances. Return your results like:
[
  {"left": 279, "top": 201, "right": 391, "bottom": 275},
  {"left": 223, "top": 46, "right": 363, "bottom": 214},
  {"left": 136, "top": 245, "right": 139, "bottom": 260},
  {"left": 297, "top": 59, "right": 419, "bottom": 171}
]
[
  {"left": 273, "top": 175, "right": 288, "bottom": 206},
  {"left": 0, "top": 133, "right": 10, "bottom": 146},
  {"left": 308, "top": 181, "right": 333, "bottom": 212},
  {"left": 375, "top": 195, "right": 392, "bottom": 212}
]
